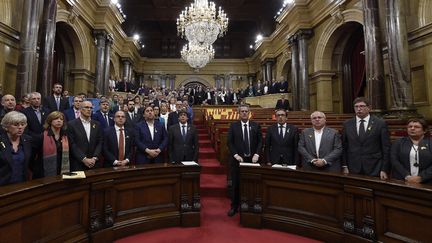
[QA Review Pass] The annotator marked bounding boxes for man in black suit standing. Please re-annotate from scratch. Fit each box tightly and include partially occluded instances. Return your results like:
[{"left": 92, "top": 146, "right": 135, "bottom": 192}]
[
  {"left": 167, "top": 101, "right": 191, "bottom": 129},
  {"left": 298, "top": 111, "right": 342, "bottom": 172},
  {"left": 103, "top": 110, "right": 134, "bottom": 167},
  {"left": 342, "top": 97, "right": 390, "bottom": 179},
  {"left": 125, "top": 99, "right": 140, "bottom": 130},
  {"left": 92, "top": 98, "right": 114, "bottom": 130},
  {"left": 275, "top": 94, "right": 290, "bottom": 111},
  {"left": 67, "top": 101, "right": 103, "bottom": 171},
  {"left": 265, "top": 109, "right": 298, "bottom": 165},
  {"left": 43, "top": 83, "right": 70, "bottom": 113},
  {"left": 168, "top": 110, "right": 198, "bottom": 164},
  {"left": 227, "top": 104, "right": 262, "bottom": 216},
  {"left": 22, "top": 92, "right": 48, "bottom": 139}
]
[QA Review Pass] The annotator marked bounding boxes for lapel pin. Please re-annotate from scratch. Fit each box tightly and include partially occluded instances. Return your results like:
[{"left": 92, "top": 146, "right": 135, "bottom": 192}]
[
  {"left": 92, "top": 124, "right": 96, "bottom": 129},
  {"left": 367, "top": 126, "right": 372, "bottom": 131},
  {"left": 1, "top": 142, "right": 5, "bottom": 149},
  {"left": 421, "top": 146, "right": 427, "bottom": 150},
  {"left": 308, "top": 134, "right": 312, "bottom": 138}
]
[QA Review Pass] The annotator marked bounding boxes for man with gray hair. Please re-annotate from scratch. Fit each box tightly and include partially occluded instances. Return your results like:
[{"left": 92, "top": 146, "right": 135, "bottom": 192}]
[
  {"left": 298, "top": 111, "right": 342, "bottom": 172},
  {"left": 22, "top": 92, "right": 48, "bottom": 138},
  {"left": 0, "top": 94, "right": 17, "bottom": 121}
]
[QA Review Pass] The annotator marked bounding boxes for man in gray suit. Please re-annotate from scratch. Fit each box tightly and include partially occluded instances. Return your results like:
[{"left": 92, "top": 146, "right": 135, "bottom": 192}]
[
  {"left": 298, "top": 111, "right": 342, "bottom": 172},
  {"left": 342, "top": 97, "right": 390, "bottom": 179}
]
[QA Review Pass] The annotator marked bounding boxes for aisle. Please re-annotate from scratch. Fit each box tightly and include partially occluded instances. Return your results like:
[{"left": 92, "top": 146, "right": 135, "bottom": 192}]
[{"left": 116, "top": 122, "right": 321, "bottom": 243}]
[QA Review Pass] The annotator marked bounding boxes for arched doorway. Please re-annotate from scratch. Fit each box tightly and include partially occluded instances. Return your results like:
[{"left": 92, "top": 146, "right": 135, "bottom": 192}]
[
  {"left": 329, "top": 22, "right": 365, "bottom": 113},
  {"left": 54, "top": 22, "right": 76, "bottom": 93}
]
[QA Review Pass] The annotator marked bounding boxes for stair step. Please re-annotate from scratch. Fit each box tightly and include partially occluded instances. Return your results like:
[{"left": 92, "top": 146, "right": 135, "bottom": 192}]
[
  {"left": 200, "top": 159, "right": 226, "bottom": 174},
  {"left": 200, "top": 174, "right": 227, "bottom": 197},
  {"left": 199, "top": 147, "right": 216, "bottom": 159}
]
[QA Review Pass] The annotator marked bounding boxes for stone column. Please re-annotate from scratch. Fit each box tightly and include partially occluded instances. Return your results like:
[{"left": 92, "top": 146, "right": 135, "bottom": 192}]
[
  {"left": 261, "top": 64, "right": 266, "bottom": 82},
  {"left": 137, "top": 73, "right": 144, "bottom": 86},
  {"left": 265, "top": 59, "right": 275, "bottom": 85},
  {"left": 93, "top": 30, "right": 107, "bottom": 95},
  {"left": 16, "top": 0, "right": 41, "bottom": 97},
  {"left": 169, "top": 75, "right": 176, "bottom": 89},
  {"left": 103, "top": 34, "right": 113, "bottom": 95},
  {"left": 225, "top": 74, "right": 233, "bottom": 89},
  {"left": 297, "top": 29, "right": 313, "bottom": 111},
  {"left": 247, "top": 74, "right": 255, "bottom": 85},
  {"left": 37, "top": 0, "right": 57, "bottom": 97},
  {"left": 288, "top": 34, "right": 299, "bottom": 111},
  {"left": 122, "top": 58, "right": 131, "bottom": 81},
  {"left": 214, "top": 75, "right": 221, "bottom": 89},
  {"left": 363, "top": 0, "right": 386, "bottom": 113},
  {"left": 385, "top": 0, "right": 417, "bottom": 117}
]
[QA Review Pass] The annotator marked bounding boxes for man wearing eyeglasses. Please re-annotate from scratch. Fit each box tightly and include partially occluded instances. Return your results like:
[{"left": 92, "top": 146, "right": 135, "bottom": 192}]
[
  {"left": 342, "top": 97, "right": 390, "bottom": 179},
  {"left": 298, "top": 111, "right": 342, "bottom": 172},
  {"left": 265, "top": 109, "right": 298, "bottom": 165},
  {"left": 67, "top": 101, "right": 103, "bottom": 171},
  {"left": 227, "top": 104, "right": 262, "bottom": 217}
]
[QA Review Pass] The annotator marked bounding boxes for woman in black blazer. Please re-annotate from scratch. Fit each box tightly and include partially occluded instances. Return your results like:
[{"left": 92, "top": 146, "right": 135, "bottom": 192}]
[
  {"left": 0, "top": 111, "right": 33, "bottom": 186},
  {"left": 391, "top": 118, "right": 432, "bottom": 183}
]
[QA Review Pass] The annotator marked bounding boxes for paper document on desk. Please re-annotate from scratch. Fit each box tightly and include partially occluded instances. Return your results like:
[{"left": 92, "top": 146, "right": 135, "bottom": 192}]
[
  {"left": 182, "top": 161, "right": 199, "bottom": 166},
  {"left": 272, "top": 164, "right": 297, "bottom": 170},
  {"left": 239, "top": 162, "right": 261, "bottom": 167},
  {"left": 62, "top": 171, "right": 86, "bottom": 179}
]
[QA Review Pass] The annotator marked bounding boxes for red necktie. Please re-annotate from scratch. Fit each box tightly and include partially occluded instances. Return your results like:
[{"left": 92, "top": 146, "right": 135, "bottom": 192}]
[{"left": 119, "top": 128, "right": 125, "bottom": 161}]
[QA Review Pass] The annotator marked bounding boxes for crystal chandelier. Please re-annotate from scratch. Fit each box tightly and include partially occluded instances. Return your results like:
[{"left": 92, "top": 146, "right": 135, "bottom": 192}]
[
  {"left": 181, "top": 43, "right": 215, "bottom": 69},
  {"left": 177, "top": 0, "right": 229, "bottom": 45}
]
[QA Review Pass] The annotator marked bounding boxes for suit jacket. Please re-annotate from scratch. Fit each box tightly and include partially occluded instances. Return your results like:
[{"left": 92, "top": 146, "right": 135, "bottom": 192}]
[
  {"left": 228, "top": 120, "right": 263, "bottom": 159},
  {"left": 135, "top": 120, "right": 168, "bottom": 163},
  {"left": 0, "top": 133, "right": 32, "bottom": 185},
  {"left": 43, "top": 95, "right": 70, "bottom": 113},
  {"left": 342, "top": 116, "right": 390, "bottom": 176},
  {"left": 125, "top": 111, "right": 141, "bottom": 131},
  {"left": 390, "top": 137, "right": 432, "bottom": 183},
  {"left": 275, "top": 99, "right": 290, "bottom": 111},
  {"left": 298, "top": 127, "right": 343, "bottom": 172},
  {"left": 168, "top": 123, "right": 199, "bottom": 163},
  {"left": 22, "top": 107, "right": 49, "bottom": 138},
  {"left": 67, "top": 119, "right": 103, "bottom": 171},
  {"left": 265, "top": 123, "right": 299, "bottom": 165},
  {"left": 92, "top": 111, "right": 114, "bottom": 130},
  {"left": 103, "top": 126, "right": 134, "bottom": 167},
  {"left": 64, "top": 108, "right": 79, "bottom": 122}
]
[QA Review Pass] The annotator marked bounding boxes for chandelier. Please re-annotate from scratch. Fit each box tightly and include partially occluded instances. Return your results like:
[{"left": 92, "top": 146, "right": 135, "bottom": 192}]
[
  {"left": 181, "top": 43, "right": 215, "bottom": 69},
  {"left": 176, "top": 0, "right": 229, "bottom": 45}
]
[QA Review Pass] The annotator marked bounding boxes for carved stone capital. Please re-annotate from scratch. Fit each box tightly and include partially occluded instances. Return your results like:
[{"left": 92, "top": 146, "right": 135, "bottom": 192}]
[{"left": 296, "top": 29, "right": 313, "bottom": 40}]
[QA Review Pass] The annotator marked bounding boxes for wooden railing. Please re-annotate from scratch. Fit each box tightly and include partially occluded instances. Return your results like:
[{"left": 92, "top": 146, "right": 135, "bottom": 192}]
[
  {"left": 239, "top": 165, "right": 432, "bottom": 242},
  {"left": 0, "top": 164, "right": 201, "bottom": 242}
]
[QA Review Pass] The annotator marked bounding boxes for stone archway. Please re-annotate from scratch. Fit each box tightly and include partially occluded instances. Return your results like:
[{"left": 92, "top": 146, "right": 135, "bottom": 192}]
[{"left": 178, "top": 76, "right": 212, "bottom": 88}]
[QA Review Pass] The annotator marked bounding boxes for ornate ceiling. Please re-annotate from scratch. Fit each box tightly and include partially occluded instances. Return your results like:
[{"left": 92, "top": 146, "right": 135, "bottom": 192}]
[{"left": 120, "top": 0, "right": 280, "bottom": 58}]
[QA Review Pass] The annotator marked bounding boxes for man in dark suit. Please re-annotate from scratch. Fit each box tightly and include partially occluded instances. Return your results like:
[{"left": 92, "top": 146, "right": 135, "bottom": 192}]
[
  {"left": 22, "top": 92, "right": 48, "bottom": 138},
  {"left": 125, "top": 99, "right": 141, "bottom": 130},
  {"left": 43, "top": 83, "right": 70, "bottom": 113},
  {"left": 64, "top": 96, "right": 83, "bottom": 122},
  {"left": 227, "top": 104, "right": 262, "bottom": 216},
  {"left": 342, "top": 97, "right": 390, "bottom": 179},
  {"left": 168, "top": 110, "right": 198, "bottom": 164},
  {"left": 275, "top": 94, "right": 290, "bottom": 111},
  {"left": 103, "top": 110, "right": 134, "bottom": 167},
  {"left": 265, "top": 109, "right": 298, "bottom": 165},
  {"left": 167, "top": 101, "right": 191, "bottom": 129},
  {"left": 92, "top": 98, "right": 114, "bottom": 130},
  {"left": 298, "top": 111, "right": 342, "bottom": 172},
  {"left": 67, "top": 101, "right": 103, "bottom": 171},
  {"left": 135, "top": 106, "right": 168, "bottom": 164},
  {"left": 0, "top": 94, "right": 17, "bottom": 121}
]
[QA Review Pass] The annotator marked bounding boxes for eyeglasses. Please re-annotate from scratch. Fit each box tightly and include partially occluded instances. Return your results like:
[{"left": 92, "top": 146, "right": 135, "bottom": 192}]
[
  {"left": 82, "top": 106, "right": 93, "bottom": 110},
  {"left": 354, "top": 105, "right": 368, "bottom": 109}
]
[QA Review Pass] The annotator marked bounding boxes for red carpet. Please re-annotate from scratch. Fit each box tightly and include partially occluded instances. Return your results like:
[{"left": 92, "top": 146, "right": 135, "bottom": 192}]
[{"left": 116, "top": 122, "right": 321, "bottom": 243}]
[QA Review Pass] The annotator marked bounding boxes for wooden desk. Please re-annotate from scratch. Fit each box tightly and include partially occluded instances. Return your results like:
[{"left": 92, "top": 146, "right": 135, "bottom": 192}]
[
  {"left": 239, "top": 165, "right": 432, "bottom": 242},
  {"left": 0, "top": 164, "right": 200, "bottom": 243}
]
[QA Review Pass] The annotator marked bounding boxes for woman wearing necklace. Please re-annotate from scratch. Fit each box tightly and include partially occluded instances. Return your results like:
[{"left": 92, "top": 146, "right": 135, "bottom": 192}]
[{"left": 390, "top": 118, "right": 432, "bottom": 183}]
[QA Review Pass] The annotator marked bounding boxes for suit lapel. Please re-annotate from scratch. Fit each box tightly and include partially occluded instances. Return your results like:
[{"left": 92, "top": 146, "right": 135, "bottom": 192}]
[
  {"left": 77, "top": 120, "right": 89, "bottom": 143},
  {"left": 308, "top": 129, "right": 317, "bottom": 156}
]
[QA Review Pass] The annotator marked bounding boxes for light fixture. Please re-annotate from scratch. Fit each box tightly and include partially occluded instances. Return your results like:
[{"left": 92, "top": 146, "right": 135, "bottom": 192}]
[
  {"left": 133, "top": 34, "right": 140, "bottom": 40},
  {"left": 176, "top": 0, "right": 229, "bottom": 45},
  {"left": 181, "top": 42, "right": 215, "bottom": 69}
]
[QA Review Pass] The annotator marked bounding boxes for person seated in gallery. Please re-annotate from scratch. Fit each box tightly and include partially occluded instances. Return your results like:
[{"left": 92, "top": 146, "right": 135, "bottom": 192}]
[
  {"left": 390, "top": 118, "right": 432, "bottom": 183},
  {"left": 275, "top": 94, "right": 290, "bottom": 111},
  {"left": 0, "top": 111, "right": 33, "bottom": 186}
]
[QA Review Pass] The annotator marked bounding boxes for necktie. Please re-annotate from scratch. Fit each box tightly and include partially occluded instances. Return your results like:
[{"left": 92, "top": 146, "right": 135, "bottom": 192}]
[
  {"left": 279, "top": 125, "right": 284, "bottom": 139},
  {"left": 104, "top": 113, "right": 109, "bottom": 126},
  {"left": 359, "top": 119, "right": 366, "bottom": 139},
  {"left": 243, "top": 124, "right": 250, "bottom": 156},
  {"left": 182, "top": 125, "right": 187, "bottom": 141},
  {"left": 75, "top": 110, "right": 80, "bottom": 119},
  {"left": 35, "top": 109, "right": 41, "bottom": 124},
  {"left": 56, "top": 97, "right": 60, "bottom": 110},
  {"left": 119, "top": 128, "right": 125, "bottom": 161}
]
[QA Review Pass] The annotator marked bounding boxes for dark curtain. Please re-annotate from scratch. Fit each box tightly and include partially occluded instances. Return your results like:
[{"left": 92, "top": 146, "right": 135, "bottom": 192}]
[{"left": 351, "top": 35, "right": 365, "bottom": 97}]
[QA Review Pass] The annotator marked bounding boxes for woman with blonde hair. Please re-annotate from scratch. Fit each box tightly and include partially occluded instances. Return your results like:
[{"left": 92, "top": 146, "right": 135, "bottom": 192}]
[{"left": 39, "top": 111, "right": 70, "bottom": 176}]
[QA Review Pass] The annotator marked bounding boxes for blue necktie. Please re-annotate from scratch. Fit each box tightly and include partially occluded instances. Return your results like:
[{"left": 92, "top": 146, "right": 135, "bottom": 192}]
[{"left": 182, "top": 125, "right": 187, "bottom": 141}]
